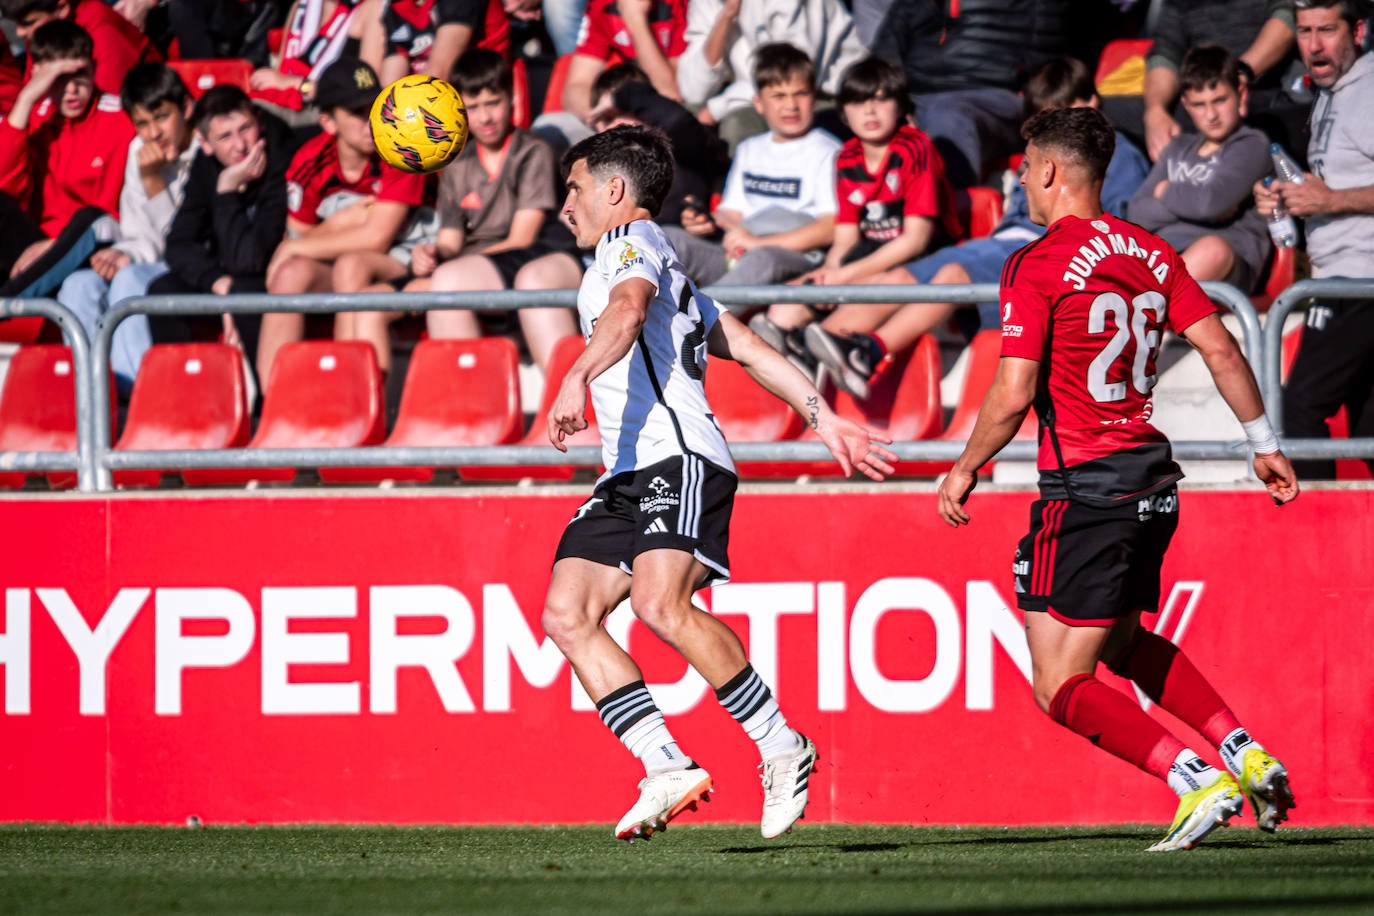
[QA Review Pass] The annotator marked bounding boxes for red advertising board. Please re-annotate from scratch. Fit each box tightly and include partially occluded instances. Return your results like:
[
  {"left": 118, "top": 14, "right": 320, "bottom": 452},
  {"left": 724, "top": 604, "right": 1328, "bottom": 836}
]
[{"left": 1, "top": 488, "right": 1370, "bottom": 828}]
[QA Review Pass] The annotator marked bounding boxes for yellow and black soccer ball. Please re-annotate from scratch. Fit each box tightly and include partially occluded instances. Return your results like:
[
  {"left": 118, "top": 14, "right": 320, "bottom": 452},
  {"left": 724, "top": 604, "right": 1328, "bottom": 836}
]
[{"left": 370, "top": 75, "right": 468, "bottom": 174}]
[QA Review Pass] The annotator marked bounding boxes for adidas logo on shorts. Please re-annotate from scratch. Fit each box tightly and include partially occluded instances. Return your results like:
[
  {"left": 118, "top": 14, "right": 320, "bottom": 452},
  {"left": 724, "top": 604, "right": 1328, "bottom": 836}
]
[{"left": 643, "top": 518, "right": 669, "bottom": 536}]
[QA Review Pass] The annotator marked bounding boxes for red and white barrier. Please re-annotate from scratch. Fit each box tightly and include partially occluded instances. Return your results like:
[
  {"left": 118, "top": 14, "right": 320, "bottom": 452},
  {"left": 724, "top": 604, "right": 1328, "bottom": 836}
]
[{"left": 1, "top": 489, "right": 1369, "bottom": 826}]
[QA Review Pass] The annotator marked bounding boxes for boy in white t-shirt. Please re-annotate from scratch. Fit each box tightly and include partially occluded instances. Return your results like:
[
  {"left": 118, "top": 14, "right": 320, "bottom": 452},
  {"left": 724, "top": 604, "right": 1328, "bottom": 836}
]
[{"left": 663, "top": 42, "right": 838, "bottom": 299}]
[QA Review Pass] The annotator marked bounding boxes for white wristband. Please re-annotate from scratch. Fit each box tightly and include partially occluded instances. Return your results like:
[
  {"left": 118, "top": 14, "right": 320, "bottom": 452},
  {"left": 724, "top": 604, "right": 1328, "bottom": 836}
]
[{"left": 1242, "top": 414, "right": 1280, "bottom": 455}]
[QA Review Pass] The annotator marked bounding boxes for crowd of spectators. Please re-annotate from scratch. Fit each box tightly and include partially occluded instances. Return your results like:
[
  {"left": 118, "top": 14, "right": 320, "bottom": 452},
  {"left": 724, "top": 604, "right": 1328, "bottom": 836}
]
[{"left": 2, "top": 0, "right": 1373, "bottom": 478}]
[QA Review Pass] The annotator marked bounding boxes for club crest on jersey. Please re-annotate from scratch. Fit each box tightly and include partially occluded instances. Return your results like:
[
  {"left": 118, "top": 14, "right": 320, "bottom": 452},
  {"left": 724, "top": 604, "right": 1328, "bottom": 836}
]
[{"left": 615, "top": 241, "right": 644, "bottom": 274}]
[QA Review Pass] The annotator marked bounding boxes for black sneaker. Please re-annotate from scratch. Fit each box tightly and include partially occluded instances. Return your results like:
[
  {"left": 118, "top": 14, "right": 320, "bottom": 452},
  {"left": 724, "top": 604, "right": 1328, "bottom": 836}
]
[
  {"left": 804, "top": 324, "right": 877, "bottom": 399},
  {"left": 750, "top": 314, "right": 822, "bottom": 384}
]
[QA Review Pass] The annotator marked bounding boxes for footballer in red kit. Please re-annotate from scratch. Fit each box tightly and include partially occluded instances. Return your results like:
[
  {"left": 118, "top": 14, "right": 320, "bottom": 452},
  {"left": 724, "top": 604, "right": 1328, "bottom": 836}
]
[{"left": 938, "top": 106, "right": 1299, "bottom": 852}]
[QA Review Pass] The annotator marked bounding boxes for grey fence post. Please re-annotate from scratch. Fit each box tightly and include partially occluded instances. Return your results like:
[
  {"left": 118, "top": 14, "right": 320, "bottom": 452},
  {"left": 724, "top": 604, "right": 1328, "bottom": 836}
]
[{"left": 0, "top": 298, "right": 95, "bottom": 490}]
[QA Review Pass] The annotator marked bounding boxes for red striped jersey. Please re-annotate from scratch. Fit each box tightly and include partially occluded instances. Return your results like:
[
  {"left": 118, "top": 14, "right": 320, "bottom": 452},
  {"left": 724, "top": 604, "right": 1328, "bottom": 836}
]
[
  {"left": 834, "top": 124, "right": 961, "bottom": 243},
  {"left": 999, "top": 213, "right": 1217, "bottom": 505},
  {"left": 285, "top": 131, "right": 427, "bottom": 225},
  {"left": 382, "top": 0, "right": 510, "bottom": 65}
]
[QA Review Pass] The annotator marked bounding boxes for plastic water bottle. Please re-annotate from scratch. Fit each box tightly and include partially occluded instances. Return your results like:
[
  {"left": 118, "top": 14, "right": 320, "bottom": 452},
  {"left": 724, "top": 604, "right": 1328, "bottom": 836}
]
[
  {"left": 1264, "top": 177, "right": 1298, "bottom": 248},
  {"left": 1269, "top": 143, "right": 1306, "bottom": 185}
]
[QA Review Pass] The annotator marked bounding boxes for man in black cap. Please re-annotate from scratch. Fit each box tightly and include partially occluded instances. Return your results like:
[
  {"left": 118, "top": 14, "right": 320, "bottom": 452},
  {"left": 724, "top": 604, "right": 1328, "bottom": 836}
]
[{"left": 257, "top": 56, "right": 429, "bottom": 382}]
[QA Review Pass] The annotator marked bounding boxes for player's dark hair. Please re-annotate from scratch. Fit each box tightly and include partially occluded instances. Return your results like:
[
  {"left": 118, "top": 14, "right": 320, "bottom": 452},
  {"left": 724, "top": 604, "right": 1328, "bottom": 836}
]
[
  {"left": 1180, "top": 45, "right": 1243, "bottom": 94},
  {"left": 1024, "top": 57, "right": 1096, "bottom": 114},
  {"left": 1294, "top": 0, "right": 1370, "bottom": 31},
  {"left": 191, "top": 85, "right": 257, "bottom": 133},
  {"left": 119, "top": 62, "right": 192, "bottom": 116},
  {"left": 837, "top": 55, "right": 913, "bottom": 121},
  {"left": 753, "top": 42, "right": 816, "bottom": 93},
  {"left": 1021, "top": 106, "right": 1116, "bottom": 182},
  {"left": 0, "top": 0, "right": 59, "bottom": 23},
  {"left": 451, "top": 48, "right": 512, "bottom": 99},
  {"left": 591, "top": 62, "right": 648, "bottom": 102},
  {"left": 28, "top": 19, "right": 92, "bottom": 64},
  {"left": 563, "top": 125, "right": 675, "bottom": 216}
]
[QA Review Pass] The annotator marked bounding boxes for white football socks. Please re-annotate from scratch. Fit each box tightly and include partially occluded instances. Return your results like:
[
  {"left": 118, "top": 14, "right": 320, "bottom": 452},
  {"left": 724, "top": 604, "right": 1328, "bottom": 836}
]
[
  {"left": 1218, "top": 727, "right": 1264, "bottom": 778},
  {"left": 1167, "top": 748, "right": 1224, "bottom": 797}
]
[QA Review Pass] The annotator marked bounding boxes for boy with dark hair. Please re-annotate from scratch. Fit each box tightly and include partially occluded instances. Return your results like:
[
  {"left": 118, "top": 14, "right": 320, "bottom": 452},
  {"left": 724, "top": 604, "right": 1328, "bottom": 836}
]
[
  {"left": 543, "top": 123, "right": 895, "bottom": 842},
  {"left": 1128, "top": 45, "right": 1272, "bottom": 292},
  {"left": 257, "top": 56, "right": 428, "bottom": 382},
  {"left": 341, "top": 48, "right": 578, "bottom": 374},
  {"left": 56, "top": 62, "right": 198, "bottom": 390},
  {"left": 788, "top": 56, "right": 1150, "bottom": 400},
  {"left": 664, "top": 42, "right": 840, "bottom": 292},
  {"left": 151, "top": 86, "right": 298, "bottom": 378},
  {"left": 0, "top": 20, "right": 134, "bottom": 295},
  {"left": 751, "top": 54, "right": 960, "bottom": 383},
  {"left": 938, "top": 104, "right": 1297, "bottom": 852},
  {"left": 0, "top": 0, "right": 158, "bottom": 98}
]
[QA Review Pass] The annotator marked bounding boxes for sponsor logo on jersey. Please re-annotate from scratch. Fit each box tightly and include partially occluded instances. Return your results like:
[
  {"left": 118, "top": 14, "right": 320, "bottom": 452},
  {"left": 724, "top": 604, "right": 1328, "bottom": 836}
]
[
  {"left": 639, "top": 476, "right": 679, "bottom": 516},
  {"left": 1001, "top": 301, "right": 1023, "bottom": 338},
  {"left": 741, "top": 173, "right": 801, "bottom": 199},
  {"left": 615, "top": 241, "right": 644, "bottom": 274}
]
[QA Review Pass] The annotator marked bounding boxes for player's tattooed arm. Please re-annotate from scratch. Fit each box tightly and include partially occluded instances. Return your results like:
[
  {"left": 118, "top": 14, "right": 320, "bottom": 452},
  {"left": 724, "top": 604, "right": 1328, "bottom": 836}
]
[{"left": 807, "top": 395, "right": 820, "bottom": 430}]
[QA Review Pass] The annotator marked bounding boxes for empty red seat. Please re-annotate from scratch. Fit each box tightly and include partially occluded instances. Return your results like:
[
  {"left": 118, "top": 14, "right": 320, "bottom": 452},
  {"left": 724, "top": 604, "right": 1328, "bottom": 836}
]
[
  {"left": 0, "top": 317, "right": 52, "bottom": 344},
  {"left": 737, "top": 335, "right": 944, "bottom": 479},
  {"left": 321, "top": 337, "right": 524, "bottom": 483},
  {"left": 461, "top": 335, "right": 599, "bottom": 481},
  {"left": 168, "top": 58, "right": 253, "bottom": 98},
  {"left": 1250, "top": 245, "right": 1295, "bottom": 313},
  {"left": 113, "top": 344, "right": 250, "bottom": 488},
  {"left": 511, "top": 57, "right": 531, "bottom": 130},
  {"left": 705, "top": 356, "right": 803, "bottom": 444},
  {"left": 965, "top": 186, "right": 1004, "bottom": 240},
  {"left": 541, "top": 53, "right": 574, "bottom": 114},
  {"left": 182, "top": 340, "right": 384, "bottom": 485},
  {"left": 0, "top": 345, "right": 79, "bottom": 488},
  {"left": 1096, "top": 38, "right": 1153, "bottom": 96}
]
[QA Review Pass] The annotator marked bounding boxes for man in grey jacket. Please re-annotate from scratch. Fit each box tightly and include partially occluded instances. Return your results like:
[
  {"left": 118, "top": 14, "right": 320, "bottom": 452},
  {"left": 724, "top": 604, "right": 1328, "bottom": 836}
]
[{"left": 1257, "top": 0, "right": 1374, "bottom": 479}]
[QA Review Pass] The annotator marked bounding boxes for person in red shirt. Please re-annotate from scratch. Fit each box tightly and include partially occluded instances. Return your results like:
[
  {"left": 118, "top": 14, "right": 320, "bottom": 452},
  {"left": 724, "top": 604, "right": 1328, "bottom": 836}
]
[
  {"left": 1, "top": 0, "right": 159, "bottom": 98},
  {"left": 361, "top": 0, "right": 509, "bottom": 87},
  {"left": 259, "top": 57, "right": 426, "bottom": 381},
  {"left": 937, "top": 106, "right": 1300, "bottom": 852},
  {"left": 0, "top": 20, "right": 134, "bottom": 287},
  {"left": 561, "top": 0, "right": 686, "bottom": 119}
]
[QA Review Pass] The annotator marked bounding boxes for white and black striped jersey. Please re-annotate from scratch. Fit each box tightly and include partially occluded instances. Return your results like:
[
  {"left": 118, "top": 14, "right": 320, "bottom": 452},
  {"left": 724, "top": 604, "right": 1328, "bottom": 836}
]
[{"left": 577, "top": 219, "right": 736, "bottom": 479}]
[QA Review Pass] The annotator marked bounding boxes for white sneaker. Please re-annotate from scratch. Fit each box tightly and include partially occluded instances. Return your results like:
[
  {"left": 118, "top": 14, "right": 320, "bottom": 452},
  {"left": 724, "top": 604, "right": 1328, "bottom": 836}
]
[
  {"left": 613, "top": 766, "right": 712, "bottom": 841},
  {"left": 760, "top": 734, "right": 818, "bottom": 839}
]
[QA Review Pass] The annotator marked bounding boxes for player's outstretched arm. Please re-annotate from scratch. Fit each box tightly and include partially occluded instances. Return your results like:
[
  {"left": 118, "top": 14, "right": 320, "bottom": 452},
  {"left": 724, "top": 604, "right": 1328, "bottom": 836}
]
[
  {"left": 707, "top": 312, "right": 897, "bottom": 480},
  {"left": 546, "top": 278, "right": 653, "bottom": 451},
  {"left": 937, "top": 357, "right": 1039, "bottom": 528},
  {"left": 1179, "top": 314, "right": 1299, "bottom": 505}
]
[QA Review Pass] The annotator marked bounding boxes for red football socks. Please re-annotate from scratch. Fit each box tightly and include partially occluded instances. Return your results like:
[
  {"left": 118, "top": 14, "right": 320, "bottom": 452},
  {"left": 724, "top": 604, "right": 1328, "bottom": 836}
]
[
  {"left": 1050, "top": 673, "right": 1184, "bottom": 781},
  {"left": 1107, "top": 630, "right": 1241, "bottom": 747}
]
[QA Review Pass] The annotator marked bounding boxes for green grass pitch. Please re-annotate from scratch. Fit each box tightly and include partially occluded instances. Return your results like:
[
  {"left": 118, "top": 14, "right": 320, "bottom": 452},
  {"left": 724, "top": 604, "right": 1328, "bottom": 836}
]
[{"left": 3, "top": 824, "right": 1373, "bottom": 914}]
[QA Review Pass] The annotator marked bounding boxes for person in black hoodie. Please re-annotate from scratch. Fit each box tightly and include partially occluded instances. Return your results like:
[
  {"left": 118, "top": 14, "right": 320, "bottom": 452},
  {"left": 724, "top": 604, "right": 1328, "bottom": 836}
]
[{"left": 149, "top": 84, "right": 299, "bottom": 372}]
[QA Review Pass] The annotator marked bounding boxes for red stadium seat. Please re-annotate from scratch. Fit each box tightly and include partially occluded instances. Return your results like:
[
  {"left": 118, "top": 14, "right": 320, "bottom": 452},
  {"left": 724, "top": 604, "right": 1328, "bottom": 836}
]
[
  {"left": 322, "top": 337, "right": 524, "bottom": 483},
  {"left": 541, "top": 53, "right": 574, "bottom": 114},
  {"left": 1096, "top": 38, "right": 1153, "bottom": 96},
  {"left": 736, "top": 335, "right": 944, "bottom": 479},
  {"left": 113, "top": 344, "right": 250, "bottom": 488},
  {"left": 0, "top": 345, "right": 79, "bottom": 489},
  {"left": 965, "top": 187, "right": 1004, "bottom": 240},
  {"left": 704, "top": 356, "right": 803, "bottom": 444},
  {"left": 901, "top": 330, "right": 1036, "bottom": 476},
  {"left": 169, "top": 59, "right": 253, "bottom": 98},
  {"left": 0, "top": 317, "right": 54, "bottom": 344},
  {"left": 1250, "top": 245, "right": 1295, "bottom": 313},
  {"left": 511, "top": 57, "right": 531, "bottom": 129},
  {"left": 461, "top": 335, "right": 599, "bottom": 481},
  {"left": 182, "top": 340, "right": 384, "bottom": 485}
]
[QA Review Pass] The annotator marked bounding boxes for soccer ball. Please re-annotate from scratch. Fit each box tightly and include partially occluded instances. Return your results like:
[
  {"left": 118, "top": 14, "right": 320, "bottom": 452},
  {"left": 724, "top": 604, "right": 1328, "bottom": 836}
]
[{"left": 370, "top": 75, "right": 468, "bottom": 174}]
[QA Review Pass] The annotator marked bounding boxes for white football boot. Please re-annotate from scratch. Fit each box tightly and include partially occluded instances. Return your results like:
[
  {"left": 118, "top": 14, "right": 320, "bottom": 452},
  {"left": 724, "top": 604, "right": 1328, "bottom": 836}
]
[
  {"left": 760, "top": 734, "right": 818, "bottom": 839},
  {"left": 614, "top": 766, "right": 712, "bottom": 842}
]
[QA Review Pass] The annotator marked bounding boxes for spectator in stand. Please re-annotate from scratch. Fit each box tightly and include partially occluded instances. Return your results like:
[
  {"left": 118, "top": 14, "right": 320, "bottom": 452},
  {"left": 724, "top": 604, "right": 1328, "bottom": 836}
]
[
  {"left": 0, "top": 0, "right": 159, "bottom": 98},
  {"left": 150, "top": 85, "right": 298, "bottom": 384},
  {"left": 249, "top": 0, "right": 378, "bottom": 124},
  {"left": 1258, "top": 0, "right": 1374, "bottom": 480},
  {"left": 676, "top": 0, "right": 865, "bottom": 152},
  {"left": 750, "top": 55, "right": 961, "bottom": 383},
  {"left": 340, "top": 49, "right": 578, "bottom": 374},
  {"left": 55, "top": 63, "right": 198, "bottom": 392},
  {"left": 541, "top": 0, "right": 588, "bottom": 56},
  {"left": 584, "top": 61, "right": 727, "bottom": 228},
  {"left": 0, "top": 21, "right": 133, "bottom": 297},
  {"left": 1106, "top": 0, "right": 1300, "bottom": 164},
  {"left": 662, "top": 42, "right": 837, "bottom": 292},
  {"left": 257, "top": 57, "right": 427, "bottom": 381},
  {"left": 781, "top": 57, "right": 1151, "bottom": 400},
  {"left": 165, "top": 0, "right": 280, "bottom": 65},
  {"left": 857, "top": 0, "right": 1072, "bottom": 188},
  {"left": 361, "top": 0, "right": 509, "bottom": 86},
  {"left": 1127, "top": 46, "right": 1271, "bottom": 294}
]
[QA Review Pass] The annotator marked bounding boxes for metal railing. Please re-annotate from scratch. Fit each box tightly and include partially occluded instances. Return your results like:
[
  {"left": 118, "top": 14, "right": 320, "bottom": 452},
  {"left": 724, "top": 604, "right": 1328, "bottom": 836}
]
[{"left": 3, "top": 278, "right": 1369, "bottom": 492}]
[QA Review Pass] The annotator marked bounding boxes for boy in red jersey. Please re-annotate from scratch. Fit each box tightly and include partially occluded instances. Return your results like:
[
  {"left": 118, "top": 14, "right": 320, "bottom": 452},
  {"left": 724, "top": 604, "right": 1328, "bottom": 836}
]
[
  {"left": 258, "top": 57, "right": 427, "bottom": 381},
  {"left": 0, "top": 0, "right": 158, "bottom": 98},
  {"left": 0, "top": 21, "right": 133, "bottom": 289},
  {"left": 937, "top": 106, "right": 1300, "bottom": 852}
]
